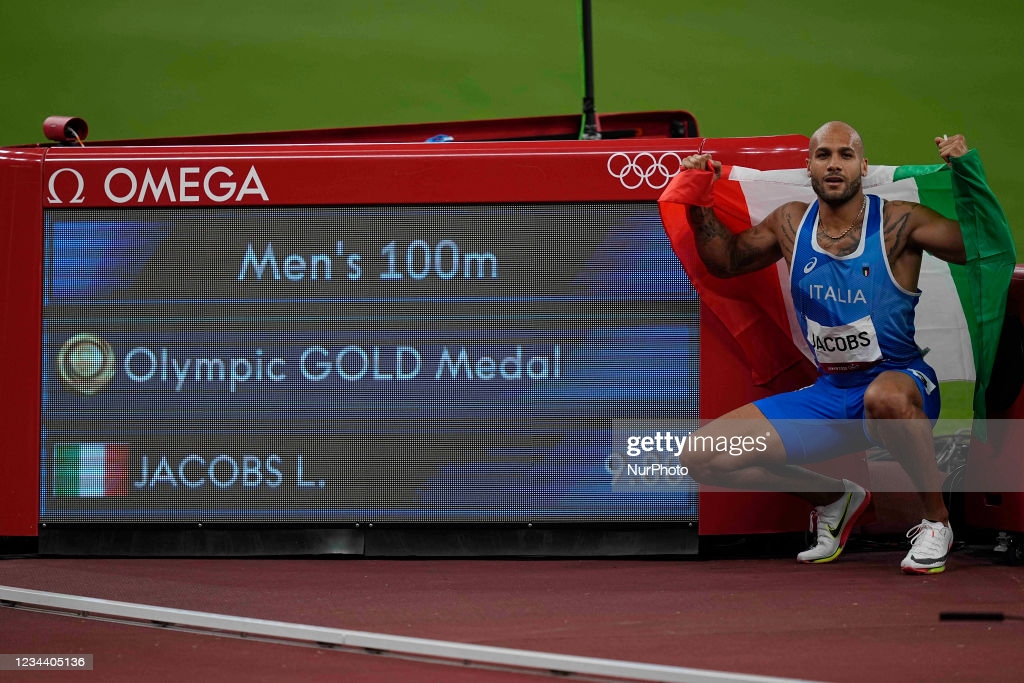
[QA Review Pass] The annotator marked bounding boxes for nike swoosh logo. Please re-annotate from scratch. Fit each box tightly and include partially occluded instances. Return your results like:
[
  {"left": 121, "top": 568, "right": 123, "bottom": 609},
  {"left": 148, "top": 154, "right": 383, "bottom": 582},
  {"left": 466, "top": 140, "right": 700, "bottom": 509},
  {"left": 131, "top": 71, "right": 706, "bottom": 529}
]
[
  {"left": 827, "top": 494, "right": 853, "bottom": 538},
  {"left": 909, "top": 551, "right": 950, "bottom": 565}
]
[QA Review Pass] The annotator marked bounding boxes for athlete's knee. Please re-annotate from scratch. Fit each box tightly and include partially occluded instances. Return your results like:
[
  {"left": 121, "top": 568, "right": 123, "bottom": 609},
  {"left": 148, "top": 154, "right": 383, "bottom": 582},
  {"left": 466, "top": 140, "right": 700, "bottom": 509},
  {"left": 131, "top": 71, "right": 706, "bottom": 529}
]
[
  {"left": 682, "top": 453, "right": 736, "bottom": 483},
  {"left": 864, "top": 378, "right": 923, "bottom": 420},
  {"left": 678, "top": 431, "right": 778, "bottom": 481}
]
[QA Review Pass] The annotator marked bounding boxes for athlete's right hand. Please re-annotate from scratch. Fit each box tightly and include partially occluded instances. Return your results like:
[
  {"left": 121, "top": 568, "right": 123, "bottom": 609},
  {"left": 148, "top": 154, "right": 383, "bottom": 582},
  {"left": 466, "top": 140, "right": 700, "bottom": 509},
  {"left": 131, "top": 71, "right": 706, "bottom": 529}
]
[{"left": 681, "top": 153, "right": 721, "bottom": 178}]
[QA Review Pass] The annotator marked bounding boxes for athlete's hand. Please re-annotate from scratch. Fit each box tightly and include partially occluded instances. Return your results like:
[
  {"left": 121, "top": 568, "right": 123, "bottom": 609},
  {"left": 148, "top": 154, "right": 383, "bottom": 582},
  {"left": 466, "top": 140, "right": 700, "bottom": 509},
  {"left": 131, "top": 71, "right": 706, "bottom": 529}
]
[
  {"left": 935, "top": 134, "right": 968, "bottom": 162},
  {"left": 681, "top": 153, "right": 722, "bottom": 178}
]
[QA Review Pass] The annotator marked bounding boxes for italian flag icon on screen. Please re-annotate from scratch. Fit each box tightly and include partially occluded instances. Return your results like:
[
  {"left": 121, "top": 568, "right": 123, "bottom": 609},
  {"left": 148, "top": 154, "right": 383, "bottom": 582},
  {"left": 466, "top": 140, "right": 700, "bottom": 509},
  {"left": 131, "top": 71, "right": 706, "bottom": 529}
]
[{"left": 53, "top": 443, "right": 130, "bottom": 497}]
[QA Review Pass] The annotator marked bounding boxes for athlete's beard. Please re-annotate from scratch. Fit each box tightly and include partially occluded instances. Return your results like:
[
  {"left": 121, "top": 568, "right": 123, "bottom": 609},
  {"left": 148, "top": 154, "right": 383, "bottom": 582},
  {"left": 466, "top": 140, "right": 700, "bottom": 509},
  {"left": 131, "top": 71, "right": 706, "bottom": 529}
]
[{"left": 811, "top": 173, "right": 862, "bottom": 208}]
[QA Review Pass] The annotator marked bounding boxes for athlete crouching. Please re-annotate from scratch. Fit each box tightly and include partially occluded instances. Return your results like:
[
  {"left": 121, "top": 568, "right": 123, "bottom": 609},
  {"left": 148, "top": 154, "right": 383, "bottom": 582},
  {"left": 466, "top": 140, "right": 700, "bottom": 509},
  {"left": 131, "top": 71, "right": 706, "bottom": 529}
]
[{"left": 676, "top": 122, "right": 972, "bottom": 573}]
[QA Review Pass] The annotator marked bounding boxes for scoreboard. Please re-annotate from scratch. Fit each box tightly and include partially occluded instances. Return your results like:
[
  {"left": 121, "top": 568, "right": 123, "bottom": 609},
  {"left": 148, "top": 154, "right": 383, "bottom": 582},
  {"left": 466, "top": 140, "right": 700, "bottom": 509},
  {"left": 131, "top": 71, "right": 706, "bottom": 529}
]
[
  {"left": 0, "top": 112, "right": 812, "bottom": 553},
  {"left": 42, "top": 201, "right": 699, "bottom": 523}
]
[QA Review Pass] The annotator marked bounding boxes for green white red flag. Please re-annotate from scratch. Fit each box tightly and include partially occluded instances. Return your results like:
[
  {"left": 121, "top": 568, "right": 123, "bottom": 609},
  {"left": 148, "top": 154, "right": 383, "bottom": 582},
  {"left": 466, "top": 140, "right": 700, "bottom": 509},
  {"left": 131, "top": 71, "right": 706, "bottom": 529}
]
[
  {"left": 658, "top": 150, "right": 1016, "bottom": 420},
  {"left": 53, "top": 443, "right": 131, "bottom": 497}
]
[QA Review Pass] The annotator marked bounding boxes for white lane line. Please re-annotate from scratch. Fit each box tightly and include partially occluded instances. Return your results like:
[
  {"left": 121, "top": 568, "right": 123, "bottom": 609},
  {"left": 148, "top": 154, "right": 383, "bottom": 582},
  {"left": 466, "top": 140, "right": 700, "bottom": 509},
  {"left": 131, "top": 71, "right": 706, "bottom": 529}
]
[{"left": 0, "top": 585, "right": 818, "bottom": 683}]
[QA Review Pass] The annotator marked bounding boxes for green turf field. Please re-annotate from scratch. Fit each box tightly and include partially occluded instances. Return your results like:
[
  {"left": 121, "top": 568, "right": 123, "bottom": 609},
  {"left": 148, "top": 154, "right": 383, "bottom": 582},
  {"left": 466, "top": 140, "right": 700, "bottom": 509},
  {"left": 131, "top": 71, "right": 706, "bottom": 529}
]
[
  {"left": 2, "top": 0, "right": 1020, "bottom": 418},
  {"left": 3, "top": 0, "right": 1020, "bottom": 236}
]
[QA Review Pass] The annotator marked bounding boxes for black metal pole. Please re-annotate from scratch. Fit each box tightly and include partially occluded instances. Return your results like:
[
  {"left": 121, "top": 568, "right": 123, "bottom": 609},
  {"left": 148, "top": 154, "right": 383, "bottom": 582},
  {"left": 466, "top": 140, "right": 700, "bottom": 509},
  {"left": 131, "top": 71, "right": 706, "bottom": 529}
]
[{"left": 580, "top": 0, "right": 600, "bottom": 140}]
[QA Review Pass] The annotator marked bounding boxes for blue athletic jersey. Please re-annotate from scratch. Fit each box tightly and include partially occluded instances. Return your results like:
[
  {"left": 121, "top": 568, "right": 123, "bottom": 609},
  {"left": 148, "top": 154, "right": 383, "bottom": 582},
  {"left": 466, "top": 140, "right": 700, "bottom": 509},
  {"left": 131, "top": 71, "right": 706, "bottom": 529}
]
[
  {"left": 790, "top": 194, "right": 921, "bottom": 384},
  {"left": 754, "top": 194, "right": 938, "bottom": 462}
]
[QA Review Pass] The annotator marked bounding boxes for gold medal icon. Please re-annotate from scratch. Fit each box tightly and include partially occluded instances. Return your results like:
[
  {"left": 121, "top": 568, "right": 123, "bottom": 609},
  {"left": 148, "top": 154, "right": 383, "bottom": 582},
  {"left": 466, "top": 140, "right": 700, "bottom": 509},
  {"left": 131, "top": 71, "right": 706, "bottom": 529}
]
[{"left": 57, "top": 333, "right": 116, "bottom": 395}]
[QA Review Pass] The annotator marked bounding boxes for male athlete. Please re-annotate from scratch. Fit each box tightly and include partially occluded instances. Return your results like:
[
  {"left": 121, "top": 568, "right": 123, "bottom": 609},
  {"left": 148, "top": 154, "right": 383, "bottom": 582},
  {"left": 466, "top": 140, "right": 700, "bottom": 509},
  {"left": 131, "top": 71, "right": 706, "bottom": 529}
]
[{"left": 677, "top": 121, "right": 968, "bottom": 574}]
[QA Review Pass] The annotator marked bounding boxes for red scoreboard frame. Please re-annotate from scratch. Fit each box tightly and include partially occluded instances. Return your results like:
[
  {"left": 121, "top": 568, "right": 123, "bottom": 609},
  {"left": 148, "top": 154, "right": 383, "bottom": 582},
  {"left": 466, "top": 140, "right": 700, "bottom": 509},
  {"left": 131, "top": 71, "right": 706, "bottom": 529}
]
[{"left": 0, "top": 111, "right": 828, "bottom": 550}]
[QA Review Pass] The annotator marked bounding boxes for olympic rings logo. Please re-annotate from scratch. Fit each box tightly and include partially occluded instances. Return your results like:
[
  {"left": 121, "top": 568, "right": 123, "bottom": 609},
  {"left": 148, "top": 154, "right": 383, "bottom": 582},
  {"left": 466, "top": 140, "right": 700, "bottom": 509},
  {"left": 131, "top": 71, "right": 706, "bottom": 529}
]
[{"left": 606, "top": 152, "right": 683, "bottom": 190}]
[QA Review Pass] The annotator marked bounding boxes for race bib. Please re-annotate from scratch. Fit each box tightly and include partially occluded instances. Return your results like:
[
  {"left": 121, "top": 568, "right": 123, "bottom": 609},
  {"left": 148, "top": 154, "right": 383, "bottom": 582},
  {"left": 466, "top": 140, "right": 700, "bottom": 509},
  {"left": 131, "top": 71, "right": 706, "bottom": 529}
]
[{"left": 805, "top": 315, "right": 882, "bottom": 373}]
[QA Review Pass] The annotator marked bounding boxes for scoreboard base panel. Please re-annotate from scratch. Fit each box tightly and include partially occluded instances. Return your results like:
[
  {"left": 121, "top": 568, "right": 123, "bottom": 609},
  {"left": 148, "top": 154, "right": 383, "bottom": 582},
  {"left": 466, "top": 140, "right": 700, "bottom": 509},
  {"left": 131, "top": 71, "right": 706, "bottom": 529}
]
[{"left": 36, "top": 525, "right": 699, "bottom": 558}]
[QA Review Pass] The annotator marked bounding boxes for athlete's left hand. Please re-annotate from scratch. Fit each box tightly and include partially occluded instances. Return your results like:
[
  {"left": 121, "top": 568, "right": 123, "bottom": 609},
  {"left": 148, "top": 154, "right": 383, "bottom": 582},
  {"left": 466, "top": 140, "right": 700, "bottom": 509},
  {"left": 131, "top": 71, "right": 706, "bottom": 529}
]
[{"left": 935, "top": 134, "right": 968, "bottom": 162}]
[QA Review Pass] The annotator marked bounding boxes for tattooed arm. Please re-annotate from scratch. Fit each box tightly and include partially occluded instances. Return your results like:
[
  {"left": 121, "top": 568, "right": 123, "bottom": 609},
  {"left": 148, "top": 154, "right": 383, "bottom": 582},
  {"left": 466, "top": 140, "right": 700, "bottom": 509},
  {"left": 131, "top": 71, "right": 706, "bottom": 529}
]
[
  {"left": 687, "top": 205, "right": 786, "bottom": 278},
  {"left": 679, "top": 153, "right": 793, "bottom": 278},
  {"left": 886, "top": 201, "right": 965, "bottom": 266},
  {"left": 888, "top": 134, "right": 970, "bottom": 268}
]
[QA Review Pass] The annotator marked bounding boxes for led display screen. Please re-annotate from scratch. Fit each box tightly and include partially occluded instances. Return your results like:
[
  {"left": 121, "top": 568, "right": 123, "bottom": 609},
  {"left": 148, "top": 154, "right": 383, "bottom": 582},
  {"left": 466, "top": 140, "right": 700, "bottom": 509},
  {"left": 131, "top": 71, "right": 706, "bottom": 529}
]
[{"left": 40, "top": 202, "right": 699, "bottom": 523}]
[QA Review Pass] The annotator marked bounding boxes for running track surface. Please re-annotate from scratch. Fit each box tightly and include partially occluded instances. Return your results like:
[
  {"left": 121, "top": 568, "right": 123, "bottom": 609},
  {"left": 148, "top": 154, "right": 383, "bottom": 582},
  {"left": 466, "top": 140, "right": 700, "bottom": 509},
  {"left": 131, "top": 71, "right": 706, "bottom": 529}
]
[{"left": 2, "top": 542, "right": 1023, "bottom": 682}]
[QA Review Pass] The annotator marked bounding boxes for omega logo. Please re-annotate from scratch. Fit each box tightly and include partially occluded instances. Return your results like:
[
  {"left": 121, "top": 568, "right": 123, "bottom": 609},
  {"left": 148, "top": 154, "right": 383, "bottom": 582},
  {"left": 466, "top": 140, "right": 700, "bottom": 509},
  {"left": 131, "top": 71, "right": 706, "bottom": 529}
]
[
  {"left": 45, "top": 165, "right": 269, "bottom": 205},
  {"left": 47, "top": 168, "right": 86, "bottom": 204}
]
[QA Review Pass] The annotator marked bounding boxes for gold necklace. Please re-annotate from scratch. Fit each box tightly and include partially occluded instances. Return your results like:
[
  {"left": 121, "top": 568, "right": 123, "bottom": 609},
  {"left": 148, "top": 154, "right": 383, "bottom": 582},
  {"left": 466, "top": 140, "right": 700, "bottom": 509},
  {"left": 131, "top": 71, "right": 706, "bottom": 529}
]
[{"left": 818, "top": 196, "right": 866, "bottom": 241}]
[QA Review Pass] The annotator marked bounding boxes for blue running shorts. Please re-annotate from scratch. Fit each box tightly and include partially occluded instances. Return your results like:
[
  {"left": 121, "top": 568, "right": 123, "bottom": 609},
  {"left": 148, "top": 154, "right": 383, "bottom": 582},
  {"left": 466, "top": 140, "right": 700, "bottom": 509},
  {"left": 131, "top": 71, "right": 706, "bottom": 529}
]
[{"left": 752, "top": 358, "right": 941, "bottom": 464}]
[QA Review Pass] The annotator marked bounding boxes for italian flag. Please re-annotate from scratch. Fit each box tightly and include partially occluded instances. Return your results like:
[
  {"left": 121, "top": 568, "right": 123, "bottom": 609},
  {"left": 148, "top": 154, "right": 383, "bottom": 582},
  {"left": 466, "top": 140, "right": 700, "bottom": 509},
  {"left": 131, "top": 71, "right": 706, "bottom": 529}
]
[
  {"left": 53, "top": 443, "right": 131, "bottom": 497},
  {"left": 658, "top": 149, "right": 1016, "bottom": 421}
]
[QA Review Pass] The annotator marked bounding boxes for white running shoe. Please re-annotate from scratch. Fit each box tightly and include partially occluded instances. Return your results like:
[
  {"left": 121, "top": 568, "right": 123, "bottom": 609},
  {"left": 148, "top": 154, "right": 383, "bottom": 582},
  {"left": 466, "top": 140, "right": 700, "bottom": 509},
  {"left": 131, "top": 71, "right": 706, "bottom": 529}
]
[
  {"left": 797, "top": 479, "right": 871, "bottom": 563},
  {"left": 901, "top": 520, "right": 954, "bottom": 574}
]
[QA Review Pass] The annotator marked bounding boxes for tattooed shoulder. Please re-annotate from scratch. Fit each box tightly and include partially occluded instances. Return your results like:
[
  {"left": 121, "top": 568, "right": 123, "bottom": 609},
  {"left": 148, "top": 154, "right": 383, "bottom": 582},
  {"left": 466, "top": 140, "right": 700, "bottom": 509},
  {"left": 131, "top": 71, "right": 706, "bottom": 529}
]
[
  {"left": 883, "top": 200, "right": 915, "bottom": 258},
  {"left": 774, "top": 202, "right": 806, "bottom": 255}
]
